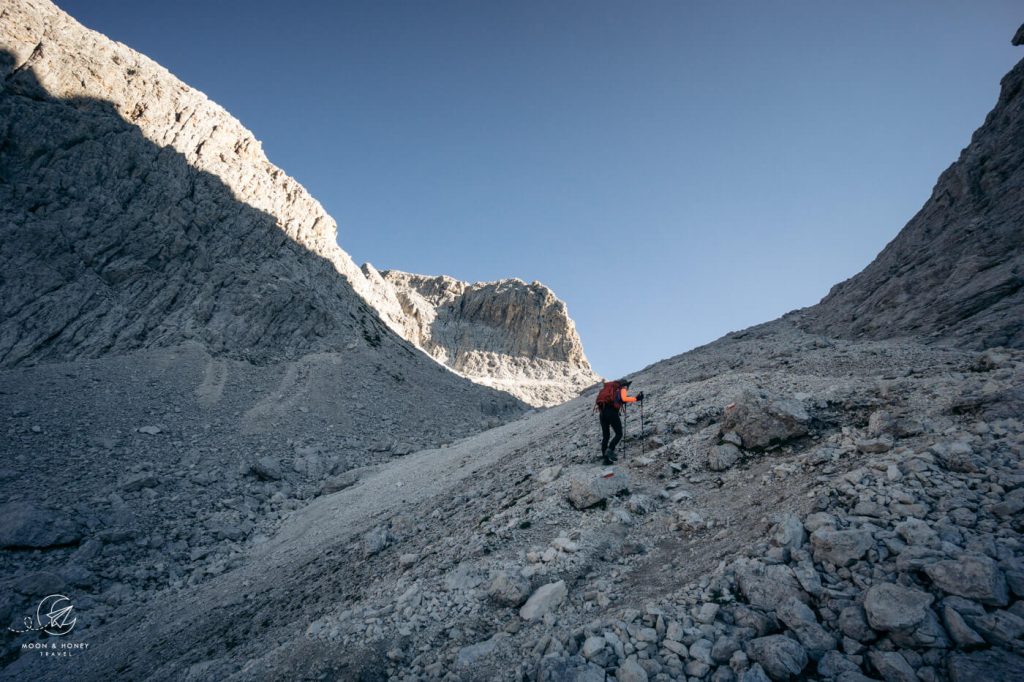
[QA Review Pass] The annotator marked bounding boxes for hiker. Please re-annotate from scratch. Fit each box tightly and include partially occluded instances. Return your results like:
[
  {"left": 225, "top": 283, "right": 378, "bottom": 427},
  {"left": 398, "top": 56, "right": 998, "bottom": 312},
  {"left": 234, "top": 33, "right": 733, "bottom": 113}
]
[{"left": 595, "top": 379, "right": 644, "bottom": 465}]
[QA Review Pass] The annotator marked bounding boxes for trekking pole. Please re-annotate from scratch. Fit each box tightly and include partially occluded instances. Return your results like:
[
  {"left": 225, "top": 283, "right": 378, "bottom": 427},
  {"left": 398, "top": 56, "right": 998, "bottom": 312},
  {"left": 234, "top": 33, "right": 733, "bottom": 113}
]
[
  {"left": 640, "top": 398, "right": 645, "bottom": 456},
  {"left": 621, "top": 405, "right": 627, "bottom": 459}
]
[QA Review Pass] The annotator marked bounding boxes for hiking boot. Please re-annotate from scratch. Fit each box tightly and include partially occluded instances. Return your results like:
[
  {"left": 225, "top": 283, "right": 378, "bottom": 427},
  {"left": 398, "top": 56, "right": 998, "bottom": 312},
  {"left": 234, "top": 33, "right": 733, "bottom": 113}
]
[{"left": 605, "top": 447, "right": 617, "bottom": 465}]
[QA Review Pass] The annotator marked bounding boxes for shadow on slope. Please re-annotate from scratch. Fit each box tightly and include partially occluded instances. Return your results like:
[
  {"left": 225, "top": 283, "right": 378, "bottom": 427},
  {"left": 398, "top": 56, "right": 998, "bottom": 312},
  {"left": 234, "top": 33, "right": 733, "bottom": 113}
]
[
  {"left": 800, "top": 55, "right": 1024, "bottom": 350},
  {"left": 1, "top": 48, "right": 413, "bottom": 372}
]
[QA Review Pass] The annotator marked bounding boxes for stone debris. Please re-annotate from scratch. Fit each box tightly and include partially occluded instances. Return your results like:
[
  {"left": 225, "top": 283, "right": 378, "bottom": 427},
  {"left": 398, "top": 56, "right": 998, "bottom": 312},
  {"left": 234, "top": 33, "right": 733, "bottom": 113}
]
[
  {"left": 1, "top": 2, "right": 1024, "bottom": 681},
  {"left": 0, "top": 503, "right": 82, "bottom": 549},
  {"left": 568, "top": 470, "right": 630, "bottom": 509},
  {"left": 520, "top": 581, "right": 568, "bottom": 620}
]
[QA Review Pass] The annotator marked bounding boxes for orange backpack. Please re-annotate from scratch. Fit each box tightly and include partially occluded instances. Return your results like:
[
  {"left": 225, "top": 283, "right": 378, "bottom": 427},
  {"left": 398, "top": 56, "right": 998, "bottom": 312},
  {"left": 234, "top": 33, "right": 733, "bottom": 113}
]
[{"left": 595, "top": 381, "right": 621, "bottom": 409}]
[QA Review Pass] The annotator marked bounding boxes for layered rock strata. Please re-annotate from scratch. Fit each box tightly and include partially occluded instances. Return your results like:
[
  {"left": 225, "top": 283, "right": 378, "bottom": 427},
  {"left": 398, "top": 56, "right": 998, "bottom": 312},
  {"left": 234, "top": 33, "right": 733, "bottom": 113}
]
[
  {"left": 0, "top": 0, "right": 592, "bottom": 407},
  {"left": 362, "top": 266, "right": 599, "bottom": 406}
]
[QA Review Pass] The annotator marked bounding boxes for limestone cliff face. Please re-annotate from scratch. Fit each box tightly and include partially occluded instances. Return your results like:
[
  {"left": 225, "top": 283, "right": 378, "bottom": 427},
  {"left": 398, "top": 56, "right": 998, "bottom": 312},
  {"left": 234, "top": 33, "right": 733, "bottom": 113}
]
[
  {"left": 0, "top": 0, "right": 593, "bottom": 408},
  {"left": 362, "top": 266, "right": 599, "bottom": 406},
  {"left": 0, "top": 0, "right": 388, "bottom": 368},
  {"left": 801, "top": 49, "right": 1024, "bottom": 350}
]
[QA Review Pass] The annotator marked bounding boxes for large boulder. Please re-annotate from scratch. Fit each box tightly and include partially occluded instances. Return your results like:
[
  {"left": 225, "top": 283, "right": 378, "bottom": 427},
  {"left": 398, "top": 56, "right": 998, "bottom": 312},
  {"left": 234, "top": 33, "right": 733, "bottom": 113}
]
[
  {"left": 775, "top": 597, "right": 836, "bottom": 660},
  {"left": 770, "top": 515, "right": 806, "bottom": 553},
  {"left": 487, "top": 571, "right": 531, "bottom": 607},
  {"left": 868, "top": 651, "right": 917, "bottom": 682},
  {"left": 568, "top": 470, "right": 629, "bottom": 509},
  {"left": 745, "top": 635, "right": 808, "bottom": 680},
  {"left": 708, "top": 443, "right": 742, "bottom": 471},
  {"left": 924, "top": 555, "right": 1009, "bottom": 607},
  {"left": 0, "top": 502, "right": 82, "bottom": 548},
  {"left": 737, "top": 564, "right": 809, "bottom": 611},
  {"left": 863, "top": 583, "right": 934, "bottom": 632},
  {"left": 947, "top": 648, "right": 1024, "bottom": 682},
  {"left": 456, "top": 633, "right": 508, "bottom": 667},
  {"left": 722, "top": 391, "right": 810, "bottom": 450},
  {"left": 810, "top": 528, "right": 873, "bottom": 567},
  {"left": 616, "top": 658, "right": 649, "bottom": 682},
  {"left": 520, "top": 580, "right": 567, "bottom": 620}
]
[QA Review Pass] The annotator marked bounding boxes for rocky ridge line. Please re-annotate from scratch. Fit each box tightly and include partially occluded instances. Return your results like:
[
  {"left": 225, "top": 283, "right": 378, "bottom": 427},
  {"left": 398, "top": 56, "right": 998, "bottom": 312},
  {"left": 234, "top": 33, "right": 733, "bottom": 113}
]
[
  {"left": 801, "top": 47, "right": 1024, "bottom": 350},
  {"left": 0, "top": 0, "right": 592, "bottom": 407}
]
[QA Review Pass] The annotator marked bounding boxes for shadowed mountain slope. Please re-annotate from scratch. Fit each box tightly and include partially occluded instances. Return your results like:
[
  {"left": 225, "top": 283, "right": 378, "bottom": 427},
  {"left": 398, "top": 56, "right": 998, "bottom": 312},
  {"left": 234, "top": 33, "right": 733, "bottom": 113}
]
[{"left": 801, "top": 55, "right": 1024, "bottom": 350}]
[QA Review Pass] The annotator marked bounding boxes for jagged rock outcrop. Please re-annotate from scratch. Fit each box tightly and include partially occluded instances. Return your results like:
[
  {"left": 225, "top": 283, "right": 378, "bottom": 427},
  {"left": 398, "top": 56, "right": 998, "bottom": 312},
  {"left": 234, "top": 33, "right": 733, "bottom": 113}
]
[
  {"left": 0, "top": 0, "right": 389, "bottom": 367},
  {"left": 0, "top": 0, "right": 591, "bottom": 408},
  {"left": 801, "top": 41, "right": 1024, "bottom": 350},
  {"left": 361, "top": 265, "right": 598, "bottom": 406}
]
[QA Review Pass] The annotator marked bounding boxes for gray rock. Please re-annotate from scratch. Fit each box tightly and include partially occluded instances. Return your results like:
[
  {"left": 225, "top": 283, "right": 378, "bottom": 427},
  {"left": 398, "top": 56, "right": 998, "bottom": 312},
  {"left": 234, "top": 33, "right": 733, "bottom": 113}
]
[
  {"left": 617, "top": 657, "right": 649, "bottom": 682},
  {"left": 520, "top": 580, "right": 567, "bottom": 620},
  {"left": 0, "top": 502, "right": 82, "bottom": 548},
  {"left": 568, "top": 469, "right": 630, "bottom": 509},
  {"left": 792, "top": 559, "right": 823, "bottom": 597},
  {"left": 712, "top": 636, "right": 742, "bottom": 664},
  {"left": 895, "top": 545, "right": 947, "bottom": 573},
  {"left": 867, "top": 410, "right": 896, "bottom": 437},
  {"left": 942, "top": 605, "right": 986, "bottom": 649},
  {"left": 810, "top": 528, "right": 874, "bottom": 567},
  {"left": 889, "top": 609, "right": 951, "bottom": 649},
  {"left": 838, "top": 605, "right": 874, "bottom": 642},
  {"left": 964, "top": 608, "right": 1024, "bottom": 648},
  {"left": 690, "top": 638, "right": 714, "bottom": 664},
  {"left": 457, "top": 633, "right": 507, "bottom": 667},
  {"left": 1001, "top": 557, "right": 1024, "bottom": 597},
  {"left": 836, "top": 673, "right": 878, "bottom": 682},
  {"left": 775, "top": 597, "right": 836, "bottom": 660},
  {"left": 722, "top": 431, "right": 743, "bottom": 446},
  {"left": 855, "top": 437, "right": 893, "bottom": 454},
  {"left": 894, "top": 518, "right": 939, "bottom": 547},
  {"left": 137, "top": 425, "right": 162, "bottom": 435},
  {"left": 991, "top": 487, "right": 1024, "bottom": 517},
  {"left": 712, "top": 666, "right": 737, "bottom": 682},
  {"left": 734, "top": 604, "right": 774, "bottom": 637},
  {"left": 947, "top": 648, "right": 1024, "bottom": 682},
  {"left": 818, "top": 650, "right": 861, "bottom": 679},
  {"left": 740, "top": 664, "right": 772, "bottom": 682},
  {"left": 536, "top": 465, "right": 562, "bottom": 484},
  {"left": 121, "top": 473, "right": 160, "bottom": 491},
  {"left": 868, "top": 651, "right": 916, "bottom": 682},
  {"left": 770, "top": 514, "right": 806, "bottom": 552},
  {"left": 863, "top": 583, "right": 934, "bottom": 632},
  {"left": 581, "top": 635, "right": 606, "bottom": 660},
  {"left": 709, "top": 443, "right": 742, "bottom": 471},
  {"left": 14, "top": 571, "right": 66, "bottom": 596},
  {"left": 487, "top": 571, "right": 531, "bottom": 607},
  {"left": 721, "top": 391, "right": 810, "bottom": 450},
  {"left": 250, "top": 456, "right": 283, "bottom": 481},
  {"left": 737, "top": 564, "right": 808, "bottom": 611},
  {"left": 536, "top": 658, "right": 606, "bottom": 682},
  {"left": 362, "top": 526, "right": 389, "bottom": 558},
  {"left": 745, "top": 635, "right": 808, "bottom": 680},
  {"left": 320, "top": 470, "right": 361, "bottom": 494},
  {"left": 62, "top": 564, "right": 96, "bottom": 588},
  {"left": 924, "top": 554, "right": 1009, "bottom": 606}
]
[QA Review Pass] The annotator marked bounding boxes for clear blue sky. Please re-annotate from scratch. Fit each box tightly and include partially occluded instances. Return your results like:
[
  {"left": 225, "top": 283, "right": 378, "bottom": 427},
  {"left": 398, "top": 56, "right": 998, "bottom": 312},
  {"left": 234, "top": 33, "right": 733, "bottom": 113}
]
[{"left": 58, "top": 1, "right": 1022, "bottom": 379}]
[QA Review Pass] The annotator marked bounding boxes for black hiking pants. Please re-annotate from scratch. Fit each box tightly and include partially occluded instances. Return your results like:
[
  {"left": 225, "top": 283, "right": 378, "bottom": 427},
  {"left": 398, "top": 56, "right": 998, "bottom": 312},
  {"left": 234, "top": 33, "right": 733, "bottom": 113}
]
[{"left": 599, "top": 405, "right": 622, "bottom": 453}]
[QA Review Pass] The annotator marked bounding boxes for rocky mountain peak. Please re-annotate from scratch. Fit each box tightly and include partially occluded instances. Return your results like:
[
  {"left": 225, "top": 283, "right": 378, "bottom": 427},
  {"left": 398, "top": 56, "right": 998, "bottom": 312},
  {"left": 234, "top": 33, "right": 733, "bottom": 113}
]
[
  {"left": 0, "top": 0, "right": 594, "bottom": 407},
  {"left": 361, "top": 265, "right": 599, "bottom": 406}
]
